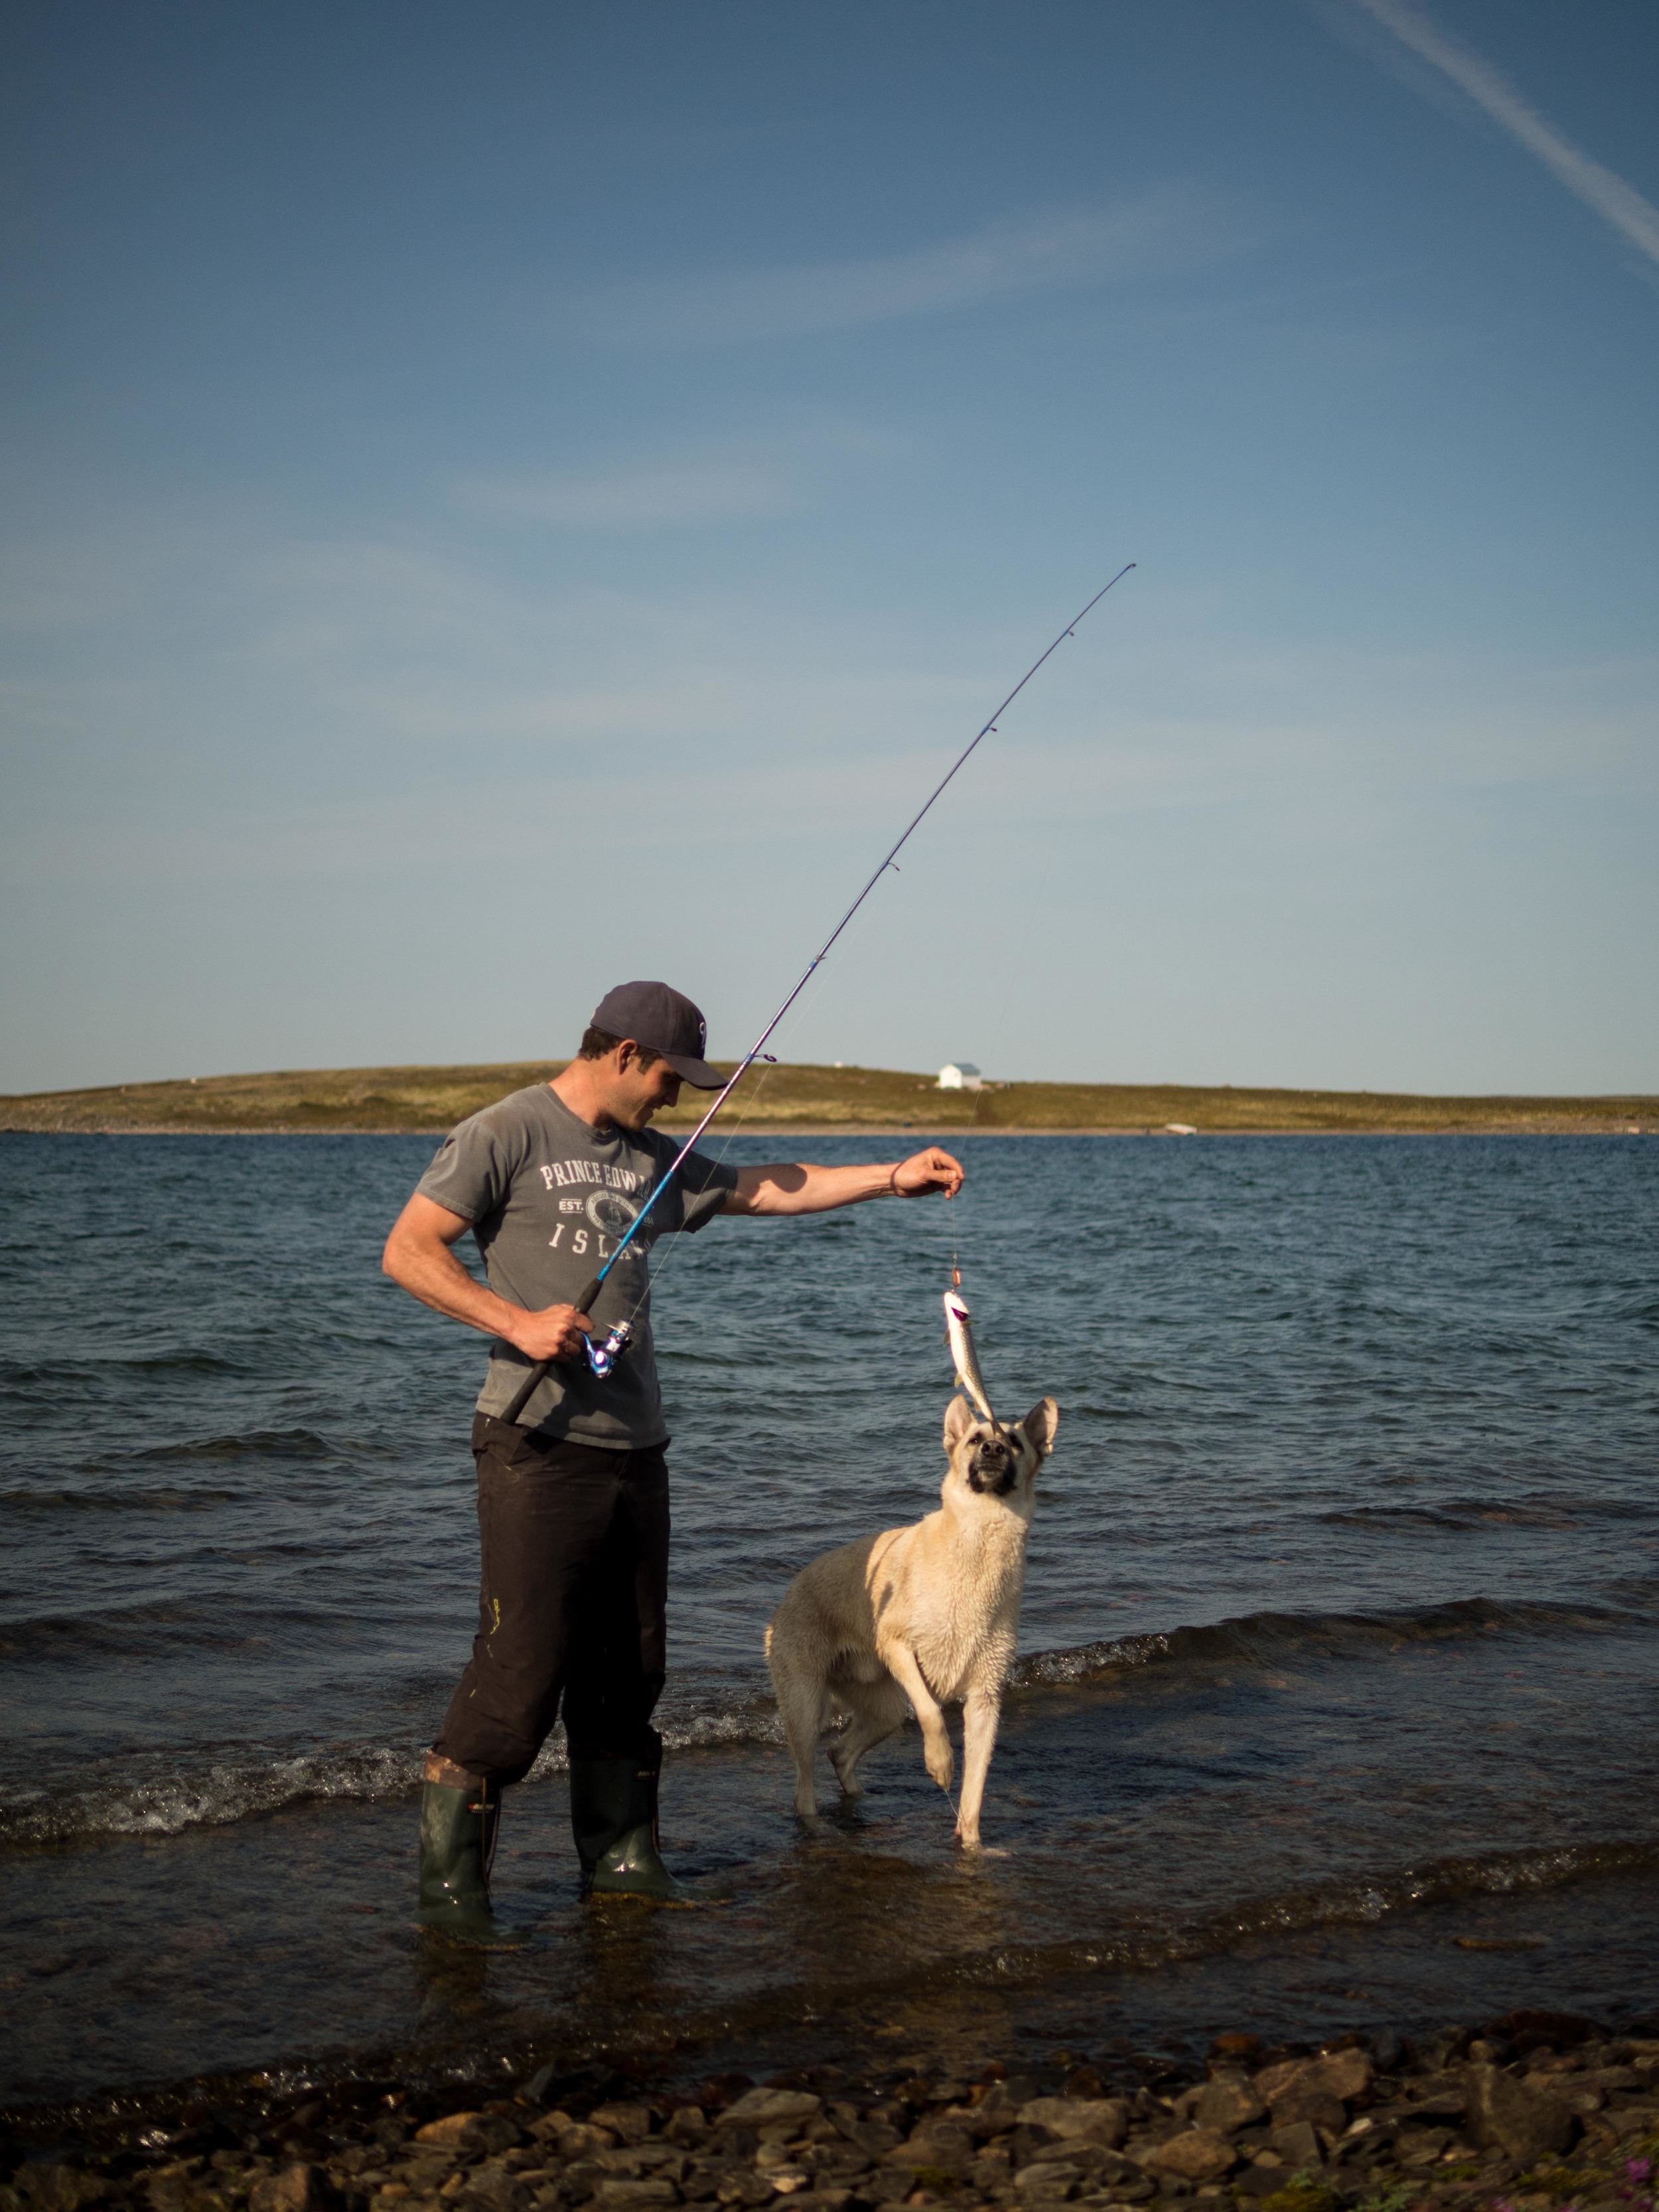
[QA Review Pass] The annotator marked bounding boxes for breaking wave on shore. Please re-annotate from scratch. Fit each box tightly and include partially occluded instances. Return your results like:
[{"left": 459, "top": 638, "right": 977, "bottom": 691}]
[{"left": 5, "top": 1587, "right": 1650, "bottom": 1850}]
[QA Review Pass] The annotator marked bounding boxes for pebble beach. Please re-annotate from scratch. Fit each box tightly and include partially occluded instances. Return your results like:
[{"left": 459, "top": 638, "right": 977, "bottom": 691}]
[{"left": 7, "top": 2010, "right": 1658, "bottom": 2212}]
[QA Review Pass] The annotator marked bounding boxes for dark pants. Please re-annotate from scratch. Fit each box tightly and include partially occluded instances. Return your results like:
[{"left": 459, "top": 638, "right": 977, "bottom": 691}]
[{"left": 431, "top": 1414, "right": 670, "bottom": 1789}]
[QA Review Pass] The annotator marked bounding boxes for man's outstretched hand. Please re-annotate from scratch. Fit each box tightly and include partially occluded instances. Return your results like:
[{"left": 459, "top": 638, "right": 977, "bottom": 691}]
[{"left": 893, "top": 1146, "right": 966, "bottom": 1199}]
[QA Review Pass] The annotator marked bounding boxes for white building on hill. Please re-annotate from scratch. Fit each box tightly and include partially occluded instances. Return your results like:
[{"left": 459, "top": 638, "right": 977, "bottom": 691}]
[{"left": 937, "top": 1061, "right": 983, "bottom": 1091}]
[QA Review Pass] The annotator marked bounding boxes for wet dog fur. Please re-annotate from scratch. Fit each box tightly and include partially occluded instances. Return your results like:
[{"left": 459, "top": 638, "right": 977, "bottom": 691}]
[{"left": 764, "top": 1393, "right": 1058, "bottom": 1849}]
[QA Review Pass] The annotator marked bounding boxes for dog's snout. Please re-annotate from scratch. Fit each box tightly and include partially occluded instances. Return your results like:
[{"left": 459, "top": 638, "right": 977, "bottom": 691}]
[{"left": 967, "top": 1432, "right": 1018, "bottom": 1496}]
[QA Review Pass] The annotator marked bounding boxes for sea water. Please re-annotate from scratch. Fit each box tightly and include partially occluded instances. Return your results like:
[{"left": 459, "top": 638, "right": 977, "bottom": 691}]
[{"left": 1, "top": 1129, "right": 1656, "bottom": 2110}]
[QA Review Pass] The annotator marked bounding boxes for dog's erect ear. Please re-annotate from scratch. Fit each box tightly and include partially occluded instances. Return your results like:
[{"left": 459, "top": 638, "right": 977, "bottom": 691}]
[
  {"left": 942, "top": 1394, "right": 977, "bottom": 1451},
  {"left": 1018, "top": 1397, "right": 1058, "bottom": 1459}
]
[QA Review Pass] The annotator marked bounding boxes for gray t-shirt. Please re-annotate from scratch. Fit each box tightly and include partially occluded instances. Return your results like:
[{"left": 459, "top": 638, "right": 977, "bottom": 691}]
[{"left": 415, "top": 1083, "right": 739, "bottom": 1448}]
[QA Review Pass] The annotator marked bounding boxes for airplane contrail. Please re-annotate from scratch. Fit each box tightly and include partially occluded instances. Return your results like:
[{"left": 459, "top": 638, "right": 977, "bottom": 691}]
[{"left": 1352, "top": 0, "right": 1659, "bottom": 269}]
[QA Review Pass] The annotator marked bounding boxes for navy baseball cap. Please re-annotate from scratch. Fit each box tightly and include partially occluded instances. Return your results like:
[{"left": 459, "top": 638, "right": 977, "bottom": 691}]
[{"left": 590, "top": 981, "right": 724, "bottom": 1088}]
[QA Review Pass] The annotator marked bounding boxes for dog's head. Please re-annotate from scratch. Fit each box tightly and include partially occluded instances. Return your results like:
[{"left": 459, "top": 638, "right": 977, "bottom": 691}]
[{"left": 942, "top": 1392, "right": 1058, "bottom": 1512}]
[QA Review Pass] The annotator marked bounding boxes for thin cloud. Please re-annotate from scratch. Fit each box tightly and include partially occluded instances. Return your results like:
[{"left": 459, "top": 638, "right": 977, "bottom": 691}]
[
  {"left": 567, "top": 186, "right": 1238, "bottom": 345},
  {"left": 1350, "top": 0, "right": 1659, "bottom": 269},
  {"left": 459, "top": 458, "right": 788, "bottom": 530}
]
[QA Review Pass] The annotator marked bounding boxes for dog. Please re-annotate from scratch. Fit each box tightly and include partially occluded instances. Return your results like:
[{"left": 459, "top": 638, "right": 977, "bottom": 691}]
[{"left": 764, "top": 1392, "right": 1058, "bottom": 1850}]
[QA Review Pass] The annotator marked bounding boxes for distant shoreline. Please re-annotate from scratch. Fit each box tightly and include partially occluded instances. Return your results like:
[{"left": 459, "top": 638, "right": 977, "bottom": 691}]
[
  {"left": 1, "top": 1122, "right": 1652, "bottom": 1140},
  {"left": 1, "top": 1059, "right": 1652, "bottom": 1138}
]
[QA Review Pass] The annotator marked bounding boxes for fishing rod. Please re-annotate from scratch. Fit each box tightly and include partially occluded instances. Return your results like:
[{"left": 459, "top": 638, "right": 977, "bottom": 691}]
[{"left": 500, "top": 562, "right": 1137, "bottom": 1425}]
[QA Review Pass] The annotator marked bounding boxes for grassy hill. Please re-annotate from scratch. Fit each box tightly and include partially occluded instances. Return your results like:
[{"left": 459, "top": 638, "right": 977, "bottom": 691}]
[{"left": 1, "top": 1061, "right": 1652, "bottom": 1135}]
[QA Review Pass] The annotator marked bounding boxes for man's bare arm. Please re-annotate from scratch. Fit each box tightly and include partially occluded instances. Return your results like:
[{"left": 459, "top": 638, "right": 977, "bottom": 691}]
[
  {"left": 381, "top": 1193, "right": 593, "bottom": 1361},
  {"left": 722, "top": 1146, "right": 964, "bottom": 1218}
]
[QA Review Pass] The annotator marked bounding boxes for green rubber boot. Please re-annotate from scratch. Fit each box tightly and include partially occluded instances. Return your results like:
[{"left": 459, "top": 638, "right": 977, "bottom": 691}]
[
  {"left": 417, "top": 1778, "right": 523, "bottom": 1946},
  {"left": 569, "top": 1732, "right": 687, "bottom": 1902}
]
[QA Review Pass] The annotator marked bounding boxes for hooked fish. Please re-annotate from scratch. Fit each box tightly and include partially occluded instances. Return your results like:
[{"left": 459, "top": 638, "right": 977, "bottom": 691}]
[{"left": 943, "top": 1286, "right": 997, "bottom": 1426}]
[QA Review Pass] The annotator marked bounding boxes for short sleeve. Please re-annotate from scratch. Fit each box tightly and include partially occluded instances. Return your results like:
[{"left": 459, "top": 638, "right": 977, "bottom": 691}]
[
  {"left": 666, "top": 1144, "right": 741, "bottom": 1234},
  {"left": 415, "top": 1109, "right": 520, "bottom": 1226}
]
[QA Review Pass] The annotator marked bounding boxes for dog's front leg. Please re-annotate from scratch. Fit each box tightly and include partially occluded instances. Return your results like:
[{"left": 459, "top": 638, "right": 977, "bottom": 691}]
[
  {"left": 955, "top": 1684, "right": 1002, "bottom": 1850},
  {"left": 879, "top": 1641, "right": 954, "bottom": 1795}
]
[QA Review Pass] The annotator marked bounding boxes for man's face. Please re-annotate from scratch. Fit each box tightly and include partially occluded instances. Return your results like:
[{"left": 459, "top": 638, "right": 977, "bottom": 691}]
[{"left": 598, "top": 1042, "right": 683, "bottom": 1130}]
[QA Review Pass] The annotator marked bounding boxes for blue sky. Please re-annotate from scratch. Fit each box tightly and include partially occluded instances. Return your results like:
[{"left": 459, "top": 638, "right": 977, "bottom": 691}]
[{"left": 3, "top": 0, "right": 1655, "bottom": 1095}]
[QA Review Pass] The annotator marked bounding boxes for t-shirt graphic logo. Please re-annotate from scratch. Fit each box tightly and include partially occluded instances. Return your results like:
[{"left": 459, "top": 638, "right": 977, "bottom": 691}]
[{"left": 587, "top": 1190, "right": 641, "bottom": 1240}]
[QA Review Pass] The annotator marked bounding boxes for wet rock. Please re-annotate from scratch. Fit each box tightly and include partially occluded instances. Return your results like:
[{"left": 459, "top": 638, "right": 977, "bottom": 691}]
[
  {"left": 662, "top": 2115, "right": 707, "bottom": 2150},
  {"left": 1234, "top": 2167, "right": 1291, "bottom": 2199},
  {"left": 1190, "top": 2077, "right": 1265, "bottom": 2138},
  {"left": 467, "top": 2121, "right": 525, "bottom": 2158},
  {"left": 1465, "top": 2065, "right": 1578, "bottom": 2163},
  {"left": 593, "top": 2184, "right": 678, "bottom": 2209},
  {"left": 1583, "top": 2067, "right": 1642, "bottom": 2093},
  {"left": 1019, "top": 2101, "right": 1131, "bottom": 2150},
  {"left": 802, "top": 2147, "right": 872, "bottom": 2185},
  {"left": 1417, "top": 2030, "right": 1472, "bottom": 2073},
  {"left": 827, "top": 2118, "right": 899, "bottom": 2160},
  {"left": 727, "top": 2174, "right": 783, "bottom": 2207},
  {"left": 16, "top": 2171, "right": 108, "bottom": 2212},
  {"left": 1255, "top": 2050, "right": 1371, "bottom": 2120},
  {"left": 1009, "top": 2124, "right": 1064, "bottom": 2164},
  {"left": 595, "top": 2149, "right": 682, "bottom": 2179},
  {"left": 969, "top": 2080, "right": 1040, "bottom": 2134},
  {"left": 415, "top": 2120, "right": 482, "bottom": 2150},
  {"left": 1141, "top": 2133, "right": 1236, "bottom": 2185},
  {"left": 1502, "top": 2009, "right": 1602, "bottom": 2056},
  {"left": 557, "top": 2158, "right": 609, "bottom": 2201},
  {"left": 1014, "top": 2159, "right": 1085, "bottom": 2199},
  {"left": 1266, "top": 2124, "right": 1322, "bottom": 2172},
  {"left": 716, "top": 2095, "right": 820, "bottom": 2134},
  {"left": 1390, "top": 2073, "right": 1466, "bottom": 2123},
  {"left": 590, "top": 2112, "right": 654, "bottom": 2149},
  {"left": 883, "top": 2122, "right": 974, "bottom": 2175},
  {"left": 144, "top": 2166, "right": 202, "bottom": 2212},
  {"left": 248, "top": 2166, "right": 334, "bottom": 2212},
  {"left": 557, "top": 2130, "right": 622, "bottom": 2160}
]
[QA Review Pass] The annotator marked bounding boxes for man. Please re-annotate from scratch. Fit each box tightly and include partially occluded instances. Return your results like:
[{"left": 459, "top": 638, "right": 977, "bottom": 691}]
[{"left": 382, "top": 979, "right": 964, "bottom": 1941}]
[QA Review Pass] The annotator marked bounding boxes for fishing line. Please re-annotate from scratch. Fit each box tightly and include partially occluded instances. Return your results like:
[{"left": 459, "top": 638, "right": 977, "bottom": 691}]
[
  {"left": 501, "top": 564, "right": 1137, "bottom": 1425},
  {"left": 608, "top": 1035, "right": 793, "bottom": 1327}
]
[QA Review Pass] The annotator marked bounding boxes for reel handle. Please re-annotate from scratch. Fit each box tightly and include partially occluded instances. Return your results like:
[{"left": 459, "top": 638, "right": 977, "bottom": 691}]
[{"left": 498, "top": 1274, "right": 607, "bottom": 1426}]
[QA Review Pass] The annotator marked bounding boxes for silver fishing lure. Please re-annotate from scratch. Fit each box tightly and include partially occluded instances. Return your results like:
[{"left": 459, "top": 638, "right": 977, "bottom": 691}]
[{"left": 943, "top": 1287, "right": 996, "bottom": 1425}]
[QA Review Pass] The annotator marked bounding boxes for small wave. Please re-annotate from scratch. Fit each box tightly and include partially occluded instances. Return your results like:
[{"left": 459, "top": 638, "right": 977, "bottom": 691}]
[
  {"left": 1204, "top": 1836, "right": 1659, "bottom": 1948},
  {"left": 924, "top": 1835, "right": 1659, "bottom": 1998},
  {"left": 0, "top": 1744, "right": 424, "bottom": 1848},
  {"left": 1326, "top": 1493, "right": 1658, "bottom": 1533},
  {"left": 132, "top": 1428, "right": 342, "bottom": 1463},
  {"left": 0, "top": 1597, "right": 339, "bottom": 1666},
  {"left": 3, "top": 1595, "right": 1644, "bottom": 1850},
  {"left": 0, "top": 1483, "right": 246, "bottom": 1517},
  {"left": 0, "top": 1697, "right": 786, "bottom": 1849},
  {"left": 1, "top": 1349, "right": 243, "bottom": 1382},
  {"left": 1007, "top": 1593, "right": 1648, "bottom": 1689}
]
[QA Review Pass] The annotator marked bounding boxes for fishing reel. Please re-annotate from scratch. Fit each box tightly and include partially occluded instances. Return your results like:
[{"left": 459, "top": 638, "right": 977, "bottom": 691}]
[{"left": 582, "top": 1319, "right": 633, "bottom": 1380}]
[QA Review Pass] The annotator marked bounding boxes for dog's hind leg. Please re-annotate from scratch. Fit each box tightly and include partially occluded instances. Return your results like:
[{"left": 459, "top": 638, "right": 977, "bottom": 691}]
[
  {"left": 828, "top": 1670, "right": 908, "bottom": 1797},
  {"left": 954, "top": 1684, "right": 1003, "bottom": 1850},
  {"left": 768, "top": 1641, "right": 827, "bottom": 1819}
]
